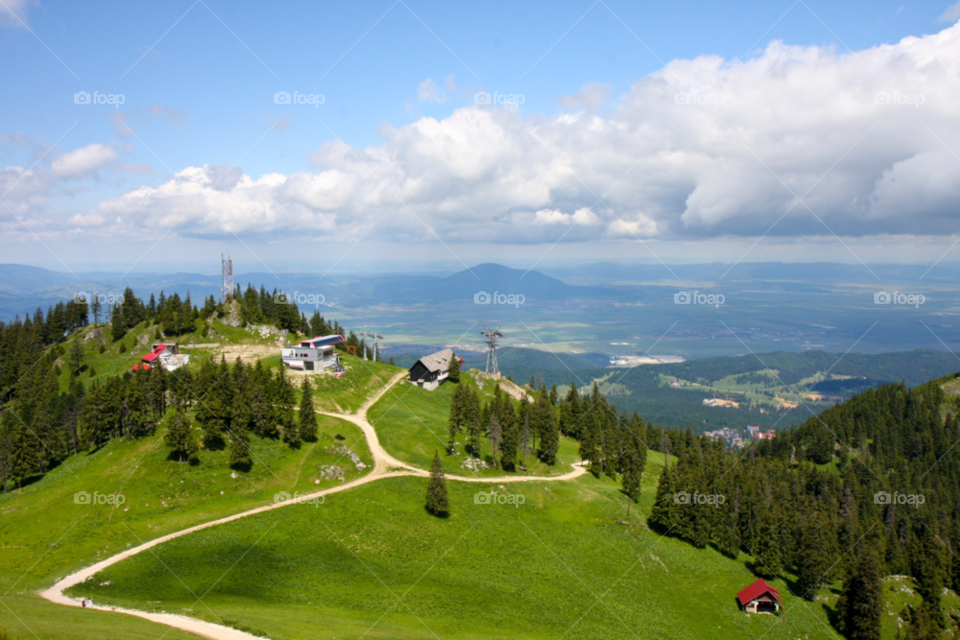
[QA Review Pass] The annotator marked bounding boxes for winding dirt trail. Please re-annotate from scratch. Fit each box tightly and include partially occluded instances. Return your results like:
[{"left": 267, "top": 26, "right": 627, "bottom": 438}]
[{"left": 40, "top": 371, "right": 586, "bottom": 640}]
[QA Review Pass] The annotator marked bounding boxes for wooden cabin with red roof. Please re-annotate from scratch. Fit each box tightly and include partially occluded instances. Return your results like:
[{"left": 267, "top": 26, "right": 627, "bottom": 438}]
[{"left": 737, "top": 579, "right": 781, "bottom": 614}]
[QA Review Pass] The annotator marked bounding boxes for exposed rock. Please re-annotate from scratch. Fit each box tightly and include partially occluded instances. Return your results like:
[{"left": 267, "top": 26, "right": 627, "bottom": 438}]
[
  {"left": 461, "top": 457, "right": 488, "bottom": 471},
  {"left": 316, "top": 465, "right": 346, "bottom": 482},
  {"left": 326, "top": 444, "right": 367, "bottom": 471}
]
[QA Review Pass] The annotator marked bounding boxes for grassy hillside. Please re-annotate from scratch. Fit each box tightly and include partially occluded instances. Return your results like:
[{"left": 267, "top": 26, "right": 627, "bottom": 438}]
[
  {"left": 0, "top": 409, "right": 372, "bottom": 640},
  {"left": 68, "top": 453, "right": 847, "bottom": 640},
  {"left": 367, "top": 372, "right": 581, "bottom": 477}
]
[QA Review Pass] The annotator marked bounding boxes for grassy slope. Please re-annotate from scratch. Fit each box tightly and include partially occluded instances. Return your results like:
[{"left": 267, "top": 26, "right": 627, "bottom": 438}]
[
  {"left": 71, "top": 451, "right": 839, "bottom": 640},
  {"left": 0, "top": 413, "right": 372, "bottom": 640},
  {"left": 367, "top": 372, "right": 581, "bottom": 478}
]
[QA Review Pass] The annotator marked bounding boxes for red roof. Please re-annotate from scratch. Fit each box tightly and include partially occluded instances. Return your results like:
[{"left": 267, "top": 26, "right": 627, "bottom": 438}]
[
  {"left": 130, "top": 363, "right": 152, "bottom": 371},
  {"left": 737, "top": 579, "right": 781, "bottom": 606},
  {"left": 141, "top": 344, "right": 167, "bottom": 362}
]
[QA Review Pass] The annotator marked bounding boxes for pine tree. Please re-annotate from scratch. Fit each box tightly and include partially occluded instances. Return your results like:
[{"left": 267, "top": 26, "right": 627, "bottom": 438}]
[
  {"left": 165, "top": 414, "right": 198, "bottom": 463},
  {"left": 229, "top": 421, "right": 252, "bottom": 471},
  {"left": 520, "top": 408, "right": 531, "bottom": 470},
  {"left": 753, "top": 507, "right": 783, "bottom": 579},
  {"left": 425, "top": 451, "right": 448, "bottom": 516},
  {"left": 487, "top": 411, "right": 502, "bottom": 469},
  {"left": 499, "top": 398, "right": 519, "bottom": 471},
  {"left": 447, "top": 353, "right": 461, "bottom": 382},
  {"left": 797, "top": 508, "right": 831, "bottom": 600},
  {"left": 464, "top": 386, "right": 482, "bottom": 457},
  {"left": 448, "top": 384, "right": 464, "bottom": 452},
  {"left": 649, "top": 463, "right": 679, "bottom": 533},
  {"left": 620, "top": 438, "right": 642, "bottom": 502},
  {"left": 837, "top": 546, "right": 883, "bottom": 640},
  {"left": 580, "top": 413, "right": 600, "bottom": 475},
  {"left": 538, "top": 394, "right": 559, "bottom": 466},
  {"left": 299, "top": 378, "right": 318, "bottom": 442}
]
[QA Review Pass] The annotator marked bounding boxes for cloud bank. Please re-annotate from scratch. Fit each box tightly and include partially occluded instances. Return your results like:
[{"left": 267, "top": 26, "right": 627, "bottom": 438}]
[{"left": 9, "top": 23, "right": 960, "bottom": 245}]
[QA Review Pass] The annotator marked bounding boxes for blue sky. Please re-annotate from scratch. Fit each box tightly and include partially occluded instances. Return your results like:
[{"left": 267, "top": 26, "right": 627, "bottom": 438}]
[{"left": 2, "top": 1, "right": 960, "bottom": 273}]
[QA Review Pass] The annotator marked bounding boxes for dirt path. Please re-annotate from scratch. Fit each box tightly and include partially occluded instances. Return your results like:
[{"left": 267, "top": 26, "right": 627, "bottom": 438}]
[{"left": 40, "top": 371, "right": 586, "bottom": 640}]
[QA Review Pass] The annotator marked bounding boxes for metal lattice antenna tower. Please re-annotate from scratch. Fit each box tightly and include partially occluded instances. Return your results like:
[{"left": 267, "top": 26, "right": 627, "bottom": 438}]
[
  {"left": 481, "top": 326, "right": 503, "bottom": 374},
  {"left": 221, "top": 254, "right": 233, "bottom": 302}
]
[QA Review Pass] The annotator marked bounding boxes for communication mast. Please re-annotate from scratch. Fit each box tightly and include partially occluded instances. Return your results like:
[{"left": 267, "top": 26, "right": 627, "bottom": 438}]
[
  {"left": 221, "top": 254, "right": 233, "bottom": 302},
  {"left": 481, "top": 326, "right": 503, "bottom": 374}
]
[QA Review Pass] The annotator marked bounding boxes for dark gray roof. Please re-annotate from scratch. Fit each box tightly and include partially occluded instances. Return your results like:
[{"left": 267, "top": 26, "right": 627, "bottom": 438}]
[{"left": 416, "top": 348, "right": 454, "bottom": 373}]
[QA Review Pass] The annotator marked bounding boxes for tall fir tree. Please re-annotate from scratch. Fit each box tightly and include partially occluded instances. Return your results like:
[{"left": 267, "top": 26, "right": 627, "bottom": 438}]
[
  {"left": 299, "top": 378, "right": 318, "bottom": 442},
  {"left": 837, "top": 545, "right": 883, "bottom": 640},
  {"left": 425, "top": 451, "right": 449, "bottom": 516}
]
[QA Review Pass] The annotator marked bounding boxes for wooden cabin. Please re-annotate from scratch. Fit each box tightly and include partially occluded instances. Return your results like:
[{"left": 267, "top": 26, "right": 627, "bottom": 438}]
[
  {"left": 409, "top": 348, "right": 455, "bottom": 390},
  {"left": 737, "top": 579, "right": 781, "bottom": 614}
]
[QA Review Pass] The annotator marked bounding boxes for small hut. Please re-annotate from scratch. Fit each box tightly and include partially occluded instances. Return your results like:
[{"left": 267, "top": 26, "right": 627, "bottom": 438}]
[{"left": 737, "top": 579, "right": 781, "bottom": 614}]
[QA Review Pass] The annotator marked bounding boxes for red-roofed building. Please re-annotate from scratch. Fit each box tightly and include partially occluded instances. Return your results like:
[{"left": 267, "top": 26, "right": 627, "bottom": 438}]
[
  {"left": 141, "top": 344, "right": 167, "bottom": 364},
  {"left": 737, "top": 579, "right": 781, "bottom": 614},
  {"left": 130, "top": 363, "right": 152, "bottom": 371}
]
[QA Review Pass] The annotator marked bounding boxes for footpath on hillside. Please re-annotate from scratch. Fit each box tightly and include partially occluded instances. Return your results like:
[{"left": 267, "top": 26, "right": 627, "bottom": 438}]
[{"left": 41, "top": 371, "right": 586, "bottom": 640}]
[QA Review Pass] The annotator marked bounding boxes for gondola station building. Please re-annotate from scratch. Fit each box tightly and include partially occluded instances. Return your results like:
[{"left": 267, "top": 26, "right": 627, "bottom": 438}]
[{"left": 281, "top": 335, "right": 344, "bottom": 371}]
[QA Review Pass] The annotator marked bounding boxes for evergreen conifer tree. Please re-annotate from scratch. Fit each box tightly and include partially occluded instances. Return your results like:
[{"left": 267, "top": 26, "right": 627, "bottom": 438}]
[
  {"left": 447, "top": 353, "right": 461, "bottom": 382},
  {"left": 649, "top": 463, "right": 679, "bottom": 533},
  {"left": 426, "top": 451, "right": 448, "bottom": 516},
  {"left": 299, "top": 378, "right": 318, "bottom": 442},
  {"left": 837, "top": 546, "right": 883, "bottom": 640}
]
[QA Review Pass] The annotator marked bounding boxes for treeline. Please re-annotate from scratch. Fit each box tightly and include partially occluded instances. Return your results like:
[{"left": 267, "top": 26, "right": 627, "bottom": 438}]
[
  {"left": 646, "top": 378, "right": 960, "bottom": 639},
  {"left": 446, "top": 378, "right": 649, "bottom": 502}
]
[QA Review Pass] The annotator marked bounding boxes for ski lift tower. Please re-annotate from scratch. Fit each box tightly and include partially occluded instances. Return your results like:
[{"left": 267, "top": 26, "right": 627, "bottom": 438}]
[
  {"left": 372, "top": 332, "right": 383, "bottom": 361},
  {"left": 221, "top": 254, "right": 233, "bottom": 302},
  {"left": 481, "top": 326, "right": 503, "bottom": 375}
]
